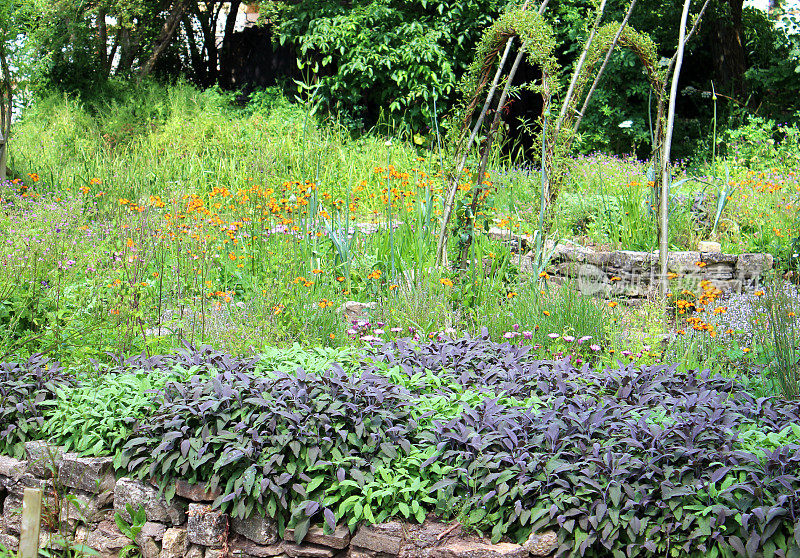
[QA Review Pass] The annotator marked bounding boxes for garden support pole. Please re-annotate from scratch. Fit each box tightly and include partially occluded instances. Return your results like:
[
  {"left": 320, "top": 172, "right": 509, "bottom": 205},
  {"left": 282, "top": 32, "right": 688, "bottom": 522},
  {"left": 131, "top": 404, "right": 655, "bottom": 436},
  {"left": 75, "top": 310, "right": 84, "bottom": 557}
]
[
  {"left": 0, "top": 44, "right": 9, "bottom": 180},
  {"left": 659, "top": 0, "right": 692, "bottom": 300},
  {"left": 19, "top": 488, "right": 42, "bottom": 558}
]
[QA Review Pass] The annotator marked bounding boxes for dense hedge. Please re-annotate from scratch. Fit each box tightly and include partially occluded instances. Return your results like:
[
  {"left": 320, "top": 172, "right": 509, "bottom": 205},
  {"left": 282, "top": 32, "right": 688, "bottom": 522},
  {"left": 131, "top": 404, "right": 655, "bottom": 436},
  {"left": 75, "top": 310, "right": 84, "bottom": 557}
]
[{"left": 1, "top": 336, "right": 799, "bottom": 557}]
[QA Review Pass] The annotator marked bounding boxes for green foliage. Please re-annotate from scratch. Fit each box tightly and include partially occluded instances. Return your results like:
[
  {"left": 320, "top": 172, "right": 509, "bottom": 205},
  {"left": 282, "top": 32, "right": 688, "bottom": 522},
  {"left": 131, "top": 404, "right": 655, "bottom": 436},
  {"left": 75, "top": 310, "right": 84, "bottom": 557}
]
[
  {"left": 114, "top": 503, "right": 147, "bottom": 558},
  {"left": 0, "top": 354, "right": 73, "bottom": 458},
  {"left": 40, "top": 370, "right": 177, "bottom": 460},
  {"left": 272, "top": 0, "right": 507, "bottom": 133},
  {"left": 749, "top": 275, "right": 800, "bottom": 399}
]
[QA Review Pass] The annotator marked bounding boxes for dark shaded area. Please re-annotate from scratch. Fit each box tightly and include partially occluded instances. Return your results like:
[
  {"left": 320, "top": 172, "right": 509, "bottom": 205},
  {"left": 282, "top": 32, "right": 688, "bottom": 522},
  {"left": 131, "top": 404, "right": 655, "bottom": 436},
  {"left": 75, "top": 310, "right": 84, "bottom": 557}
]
[
  {"left": 498, "top": 56, "right": 546, "bottom": 161},
  {"left": 218, "top": 26, "right": 300, "bottom": 94}
]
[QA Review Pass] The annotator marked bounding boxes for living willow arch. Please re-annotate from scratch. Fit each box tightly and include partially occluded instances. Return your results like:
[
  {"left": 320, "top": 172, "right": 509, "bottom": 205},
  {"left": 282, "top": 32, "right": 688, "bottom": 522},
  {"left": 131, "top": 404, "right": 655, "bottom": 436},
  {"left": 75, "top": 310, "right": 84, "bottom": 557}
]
[{"left": 454, "top": 11, "right": 666, "bottom": 205}]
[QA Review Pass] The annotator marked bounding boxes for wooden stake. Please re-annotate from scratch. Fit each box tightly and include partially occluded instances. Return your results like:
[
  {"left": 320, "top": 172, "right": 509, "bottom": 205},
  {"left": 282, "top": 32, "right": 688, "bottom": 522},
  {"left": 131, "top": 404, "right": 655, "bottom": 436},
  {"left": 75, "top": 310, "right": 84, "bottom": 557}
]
[
  {"left": 20, "top": 488, "right": 43, "bottom": 558},
  {"left": 659, "top": 0, "right": 693, "bottom": 301}
]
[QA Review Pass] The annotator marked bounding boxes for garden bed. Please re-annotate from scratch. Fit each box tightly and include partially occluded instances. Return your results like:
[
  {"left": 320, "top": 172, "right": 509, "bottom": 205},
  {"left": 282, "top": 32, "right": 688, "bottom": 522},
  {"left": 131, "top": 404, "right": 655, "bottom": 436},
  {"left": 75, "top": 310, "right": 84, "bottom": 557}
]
[{"left": 1, "top": 338, "right": 799, "bottom": 557}]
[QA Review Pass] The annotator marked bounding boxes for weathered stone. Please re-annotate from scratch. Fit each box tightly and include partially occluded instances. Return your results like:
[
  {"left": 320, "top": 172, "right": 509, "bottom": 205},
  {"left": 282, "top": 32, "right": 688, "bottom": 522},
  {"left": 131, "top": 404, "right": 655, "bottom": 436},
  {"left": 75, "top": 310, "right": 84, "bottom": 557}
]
[
  {"left": 575, "top": 264, "right": 609, "bottom": 297},
  {"left": 137, "top": 533, "right": 162, "bottom": 558},
  {"left": 187, "top": 503, "right": 228, "bottom": 548},
  {"left": 697, "top": 240, "right": 722, "bottom": 253},
  {"left": 701, "top": 263, "right": 735, "bottom": 281},
  {"left": 60, "top": 489, "right": 111, "bottom": 525},
  {"left": 230, "top": 535, "right": 285, "bottom": 558},
  {"left": 0, "top": 456, "right": 26, "bottom": 481},
  {"left": 173, "top": 479, "right": 220, "bottom": 503},
  {"left": 351, "top": 522, "right": 403, "bottom": 555},
  {"left": 115, "top": 477, "right": 186, "bottom": 525},
  {"left": 58, "top": 454, "right": 115, "bottom": 494},
  {"left": 185, "top": 544, "right": 205, "bottom": 558},
  {"left": 284, "top": 525, "right": 350, "bottom": 550},
  {"left": 700, "top": 251, "right": 737, "bottom": 265},
  {"left": 283, "top": 542, "right": 336, "bottom": 558},
  {"left": 206, "top": 550, "right": 225, "bottom": 558},
  {"left": 338, "top": 301, "right": 378, "bottom": 323},
  {"left": 736, "top": 253, "right": 774, "bottom": 279},
  {"left": 523, "top": 531, "right": 559, "bottom": 557},
  {"left": 161, "top": 527, "right": 188, "bottom": 558},
  {"left": 552, "top": 241, "right": 597, "bottom": 264},
  {"left": 429, "top": 541, "right": 527, "bottom": 558},
  {"left": 554, "top": 262, "right": 581, "bottom": 277},
  {"left": 232, "top": 514, "right": 278, "bottom": 545},
  {"left": 0, "top": 531, "right": 19, "bottom": 551},
  {"left": 3, "top": 491, "right": 57, "bottom": 534},
  {"left": 142, "top": 521, "right": 168, "bottom": 541},
  {"left": 86, "top": 520, "right": 134, "bottom": 558},
  {"left": 707, "top": 279, "right": 743, "bottom": 293},
  {"left": 6, "top": 472, "right": 53, "bottom": 497},
  {"left": 583, "top": 251, "right": 613, "bottom": 267},
  {"left": 667, "top": 251, "right": 701, "bottom": 274},
  {"left": 24, "top": 441, "right": 64, "bottom": 478},
  {"left": 609, "top": 250, "right": 657, "bottom": 272}
]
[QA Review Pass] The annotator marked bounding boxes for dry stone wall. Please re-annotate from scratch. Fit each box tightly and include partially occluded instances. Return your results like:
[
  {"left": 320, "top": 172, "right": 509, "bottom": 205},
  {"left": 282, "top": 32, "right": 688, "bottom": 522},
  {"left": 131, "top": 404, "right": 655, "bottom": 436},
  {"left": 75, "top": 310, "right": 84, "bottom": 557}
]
[
  {"left": 487, "top": 229, "right": 774, "bottom": 298},
  {"left": 0, "top": 443, "right": 558, "bottom": 558}
]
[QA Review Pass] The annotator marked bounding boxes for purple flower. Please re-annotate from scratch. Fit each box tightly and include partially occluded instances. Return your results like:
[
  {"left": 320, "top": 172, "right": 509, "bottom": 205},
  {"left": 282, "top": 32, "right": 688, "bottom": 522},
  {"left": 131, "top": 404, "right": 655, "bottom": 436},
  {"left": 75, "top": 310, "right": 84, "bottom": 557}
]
[
  {"left": 523, "top": 330, "right": 533, "bottom": 339},
  {"left": 578, "top": 336, "right": 592, "bottom": 344},
  {"left": 590, "top": 344, "right": 601, "bottom": 351},
  {"left": 563, "top": 335, "right": 575, "bottom": 342},
  {"left": 548, "top": 333, "right": 560, "bottom": 339}
]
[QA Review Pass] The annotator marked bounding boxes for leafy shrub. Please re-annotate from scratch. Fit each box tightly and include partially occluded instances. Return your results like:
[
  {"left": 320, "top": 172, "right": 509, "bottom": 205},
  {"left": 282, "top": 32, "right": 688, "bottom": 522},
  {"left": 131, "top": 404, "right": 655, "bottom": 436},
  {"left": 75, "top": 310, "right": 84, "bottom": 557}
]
[
  {"left": 122, "top": 364, "right": 417, "bottom": 538},
  {"left": 0, "top": 354, "right": 74, "bottom": 458}
]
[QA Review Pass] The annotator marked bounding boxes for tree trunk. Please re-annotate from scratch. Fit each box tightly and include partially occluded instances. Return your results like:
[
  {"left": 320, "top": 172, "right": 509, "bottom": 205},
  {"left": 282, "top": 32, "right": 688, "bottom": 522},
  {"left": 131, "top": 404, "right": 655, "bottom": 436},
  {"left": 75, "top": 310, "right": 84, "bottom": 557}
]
[
  {"left": 0, "top": 45, "right": 11, "bottom": 180},
  {"left": 219, "top": 0, "right": 241, "bottom": 88},
  {"left": 711, "top": 0, "right": 746, "bottom": 97},
  {"left": 139, "top": 0, "right": 192, "bottom": 79},
  {"left": 182, "top": 14, "right": 206, "bottom": 86},
  {"left": 98, "top": 7, "right": 108, "bottom": 72}
]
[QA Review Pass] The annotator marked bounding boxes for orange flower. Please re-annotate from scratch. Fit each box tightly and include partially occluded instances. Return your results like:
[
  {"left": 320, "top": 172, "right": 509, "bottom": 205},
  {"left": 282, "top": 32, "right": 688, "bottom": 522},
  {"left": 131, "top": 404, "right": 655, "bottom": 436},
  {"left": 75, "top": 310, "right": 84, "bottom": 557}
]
[
  {"left": 126, "top": 238, "right": 134, "bottom": 248},
  {"left": 312, "top": 269, "right": 323, "bottom": 274},
  {"left": 608, "top": 301, "right": 618, "bottom": 308},
  {"left": 754, "top": 290, "right": 765, "bottom": 296},
  {"left": 440, "top": 278, "right": 453, "bottom": 287},
  {"left": 695, "top": 261, "right": 707, "bottom": 268},
  {"left": 507, "top": 292, "right": 517, "bottom": 299},
  {"left": 542, "top": 310, "right": 550, "bottom": 316},
  {"left": 389, "top": 284, "right": 398, "bottom": 291},
  {"left": 228, "top": 253, "right": 237, "bottom": 261},
  {"left": 336, "top": 276, "right": 345, "bottom": 282}
]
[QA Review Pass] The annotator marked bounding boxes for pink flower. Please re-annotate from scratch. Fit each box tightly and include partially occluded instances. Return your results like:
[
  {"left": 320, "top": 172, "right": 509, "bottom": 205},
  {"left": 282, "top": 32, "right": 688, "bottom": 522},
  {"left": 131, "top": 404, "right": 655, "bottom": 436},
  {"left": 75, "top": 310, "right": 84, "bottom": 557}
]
[
  {"left": 590, "top": 344, "right": 601, "bottom": 351},
  {"left": 563, "top": 335, "right": 575, "bottom": 342},
  {"left": 548, "top": 333, "right": 560, "bottom": 339},
  {"left": 522, "top": 331, "right": 533, "bottom": 339}
]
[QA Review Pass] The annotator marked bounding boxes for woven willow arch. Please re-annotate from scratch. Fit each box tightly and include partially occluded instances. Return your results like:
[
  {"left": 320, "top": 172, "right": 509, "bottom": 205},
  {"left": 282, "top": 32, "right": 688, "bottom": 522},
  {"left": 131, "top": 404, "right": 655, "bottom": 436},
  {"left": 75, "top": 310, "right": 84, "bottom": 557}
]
[
  {"left": 456, "top": 13, "right": 665, "bottom": 203},
  {"left": 454, "top": 8, "right": 559, "bottom": 154}
]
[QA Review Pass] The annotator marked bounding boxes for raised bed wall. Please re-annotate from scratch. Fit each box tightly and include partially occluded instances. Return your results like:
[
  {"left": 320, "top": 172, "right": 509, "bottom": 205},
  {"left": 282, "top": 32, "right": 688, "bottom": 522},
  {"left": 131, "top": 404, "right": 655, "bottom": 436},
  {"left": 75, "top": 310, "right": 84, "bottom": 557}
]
[
  {"left": 487, "top": 230, "right": 774, "bottom": 298},
  {"left": 0, "top": 443, "right": 558, "bottom": 558}
]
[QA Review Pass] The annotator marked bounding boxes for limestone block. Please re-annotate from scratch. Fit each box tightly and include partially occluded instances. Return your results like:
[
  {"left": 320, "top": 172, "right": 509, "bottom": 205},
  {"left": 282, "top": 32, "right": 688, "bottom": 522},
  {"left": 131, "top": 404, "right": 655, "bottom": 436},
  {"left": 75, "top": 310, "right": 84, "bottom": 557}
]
[
  {"left": 58, "top": 454, "right": 115, "bottom": 494},
  {"left": 187, "top": 503, "right": 228, "bottom": 548},
  {"left": 115, "top": 478, "right": 186, "bottom": 526}
]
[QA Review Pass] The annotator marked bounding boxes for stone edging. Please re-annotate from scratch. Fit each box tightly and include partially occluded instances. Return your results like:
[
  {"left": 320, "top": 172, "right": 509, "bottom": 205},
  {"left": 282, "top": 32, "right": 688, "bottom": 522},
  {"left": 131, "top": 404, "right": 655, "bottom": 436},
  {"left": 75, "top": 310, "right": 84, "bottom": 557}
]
[
  {"left": 0, "top": 443, "right": 558, "bottom": 558},
  {"left": 487, "top": 229, "right": 773, "bottom": 298}
]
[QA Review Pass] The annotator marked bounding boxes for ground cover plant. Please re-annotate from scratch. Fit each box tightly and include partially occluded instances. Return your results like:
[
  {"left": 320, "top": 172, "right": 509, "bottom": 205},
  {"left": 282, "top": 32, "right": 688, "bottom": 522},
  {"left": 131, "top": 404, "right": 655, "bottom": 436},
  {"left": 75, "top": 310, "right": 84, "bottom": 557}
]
[{"left": 1, "top": 338, "right": 799, "bottom": 557}]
